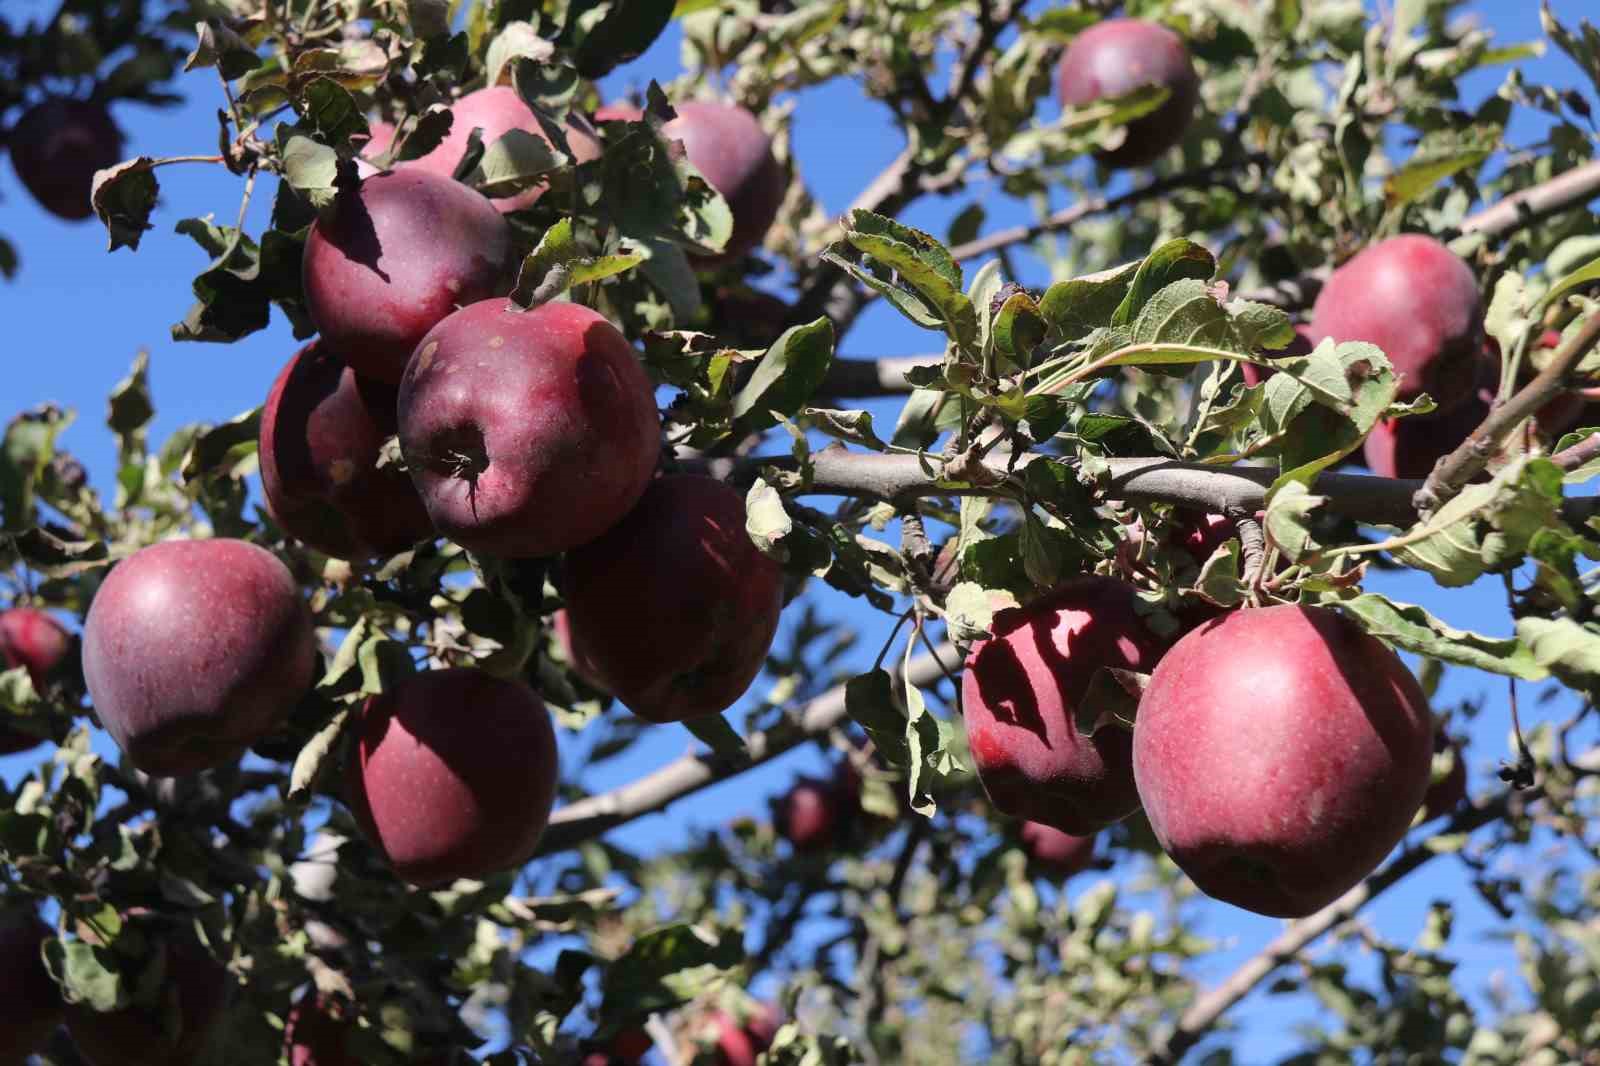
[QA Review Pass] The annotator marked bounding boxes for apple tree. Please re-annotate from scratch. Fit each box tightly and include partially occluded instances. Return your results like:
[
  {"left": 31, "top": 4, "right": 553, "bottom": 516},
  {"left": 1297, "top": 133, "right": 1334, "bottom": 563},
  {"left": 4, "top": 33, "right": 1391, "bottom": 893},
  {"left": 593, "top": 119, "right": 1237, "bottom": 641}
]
[{"left": 2, "top": 0, "right": 1599, "bottom": 1063}]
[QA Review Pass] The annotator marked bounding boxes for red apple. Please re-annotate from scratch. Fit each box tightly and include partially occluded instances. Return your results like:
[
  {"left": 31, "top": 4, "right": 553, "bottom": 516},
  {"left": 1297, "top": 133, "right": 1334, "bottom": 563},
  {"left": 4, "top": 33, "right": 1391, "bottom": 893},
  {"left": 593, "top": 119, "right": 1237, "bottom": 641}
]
[
  {"left": 1133, "top": 604, "right": 1434, "bottom": 918},
  {"left": 708, "top": 1006, "right": 780, "bottom": 1066},
  {"left": 284, "top": 993, "right": 360, "bottom": 1066},
  {"left": 563, "top": 475, "right": 784, "bottom": 722},
  {"left": 259, "top": 341, "right": 435, "bottom": 559},
  {"left": 0, "top": 914, "right": 62, "bottom": 1061},
  {"left": 961, "top": 576, "right": 1167, "bottom": 834},
  {"left": 582, "top": 1028, "right": 651, "bottom": 1065},
  {"left": 593, "top": 103, "right": 644, "bottom": 124},
  {"left": 1362, "top": 389, "right": 1490, "bottom": 480},
  {"left": 8, "top": 98, "right": 124, "bottom": 220},
  {"left": 345, "top": 668, "right": 559, "bottom": 887},
  {"left": 397, "top": 299, "right": 660, "bottom": 558},
  {"left": 0, "top": 606, "right": 72, "bottom": 755},
  {"left": 1421, "top": 732, "right": 1467, "bottom": 823},
  {"left": 1055, "top": 19, "right": 1199, "bottom": 169},
  {"left": 660, "top": 101, "right": 784, "bottom": 264},
  {"left": 302, "top": 169, "right": 513, "bottom": 383},
  {"left": 779, "top": 776, "right": 843, "bottom": 853},
  {"left": 553, "top": 609, "right": 606, "bottom": 690},
  {"left": 81, "top": 539, "right": 317, "bottom": 777},
  {"left": 1019, "top": 821, "right": 1097, "bottom": 878},
  {"left": 397, "top": 86, "right": 602, "bottom": 212},
  {"left": 64, "top": 940, "right": 228, "bottom": 1066},
  {"left": 1309, "top": 235, "right": 1483, "bottom": 410}
]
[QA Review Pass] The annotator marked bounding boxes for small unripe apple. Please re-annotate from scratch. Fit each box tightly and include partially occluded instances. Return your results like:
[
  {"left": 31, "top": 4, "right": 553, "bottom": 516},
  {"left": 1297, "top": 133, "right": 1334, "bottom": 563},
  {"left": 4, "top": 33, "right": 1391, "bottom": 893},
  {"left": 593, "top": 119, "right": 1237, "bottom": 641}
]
[
  {"left": 961, "top": 576, "right": 1167, "bottom": 835},
  {"left": 1309, "top": 235, "right": 1483, "bottom": 410},
  {"left": 397, "top": 299, "right": 660, "bottom": 558},
  {"left": 8, "top": 98, "right": 124, "bottom": 220},
  {"left": 0, "top": 606, "right": 72, "bottom": 755},
  {"left": 82, "top": 539, "right": 318, "bottom": 777},
  {"left": 1421, "top": 732, "right": 1467, "bottom": 823},
  {"left": 1133, "top": 605, "right": 1433, "bottom": 918},
  {"left": 397, "top": 86, "right": 602, "bottom": 212},
  {"left": 1055, "top": 19, "right": 1199, "bottom": 168},
  {"left": 259, "top": 341, "right": 435, "bottom": 559},
  {"left": 0, "top": 914, "right": 62, "bottom": 1061},
  {"left": 1019, "top": 821, "right": 1097, "bottom": 878},
  {"left": 564, "top": 475, "right": 784, "bottom": 722},
  {"left": 64, "top": 940, "right": 228, "bottom": 1066},
  {"left": 345, "top": 668, "right": 559, "bottom": 887},
  {"left": 302, "top": 169, "right": 514, "bottom": 382}
]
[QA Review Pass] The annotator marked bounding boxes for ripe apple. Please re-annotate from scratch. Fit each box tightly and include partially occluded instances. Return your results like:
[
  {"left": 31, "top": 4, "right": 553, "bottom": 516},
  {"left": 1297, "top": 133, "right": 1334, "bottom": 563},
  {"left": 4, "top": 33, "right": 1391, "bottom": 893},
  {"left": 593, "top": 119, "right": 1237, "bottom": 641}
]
[
  {"left": 778, "top": 775, "right": 845, "bottom": 853},
  {"left": 1309, "top": 235, "right": 1483, "bottom": 410},
  {"left": 64, "top": 940, "right": 228, "bottom": 1066},
  {"left": 1132, "top": 604, "right": 1434, "bottom": 918},
  {"left": 81, "top": 539, "right": 318, "bottom": 777},
  {"left": 1421, "top": 732, "right": 1467, "bottom": 823},
  {"left": 302, "top": 169, "right": 513, "bottom": 382},
  {"left": 563, "top": 475, "right": 784, "bottom": 722},
  {"left": 661, "top": 101, "right": 784, "bottom": 264},
  {"left": 1362, "top": 388, "right": 1490, "bottom": 480},
  {"left": 553, "top": 609, "right": 606, "bottom": 690},
  {"left": 581, "top": 1028, "right": 652, "bottom": 1065},
  {"left": 707, "top": 1006, "right": 780, "bottom": 1066},
  {"left": 1019, "top": 821, "right": 1097, "bottom": 878},
  {"left": 0, "top": 914, "right": 62, "bottom": 1061},
  {"left": 284, "top": 993, "right": 360, "bottom": 1066},
  {"left": 961, "top": 576, "right": 1168, "bottom": 835},
  {"left": 397, "top": 86, "right": 602, "bottom": 212},
  {"left": 345, "top": 668, "right": 559, "bottom": 887},
  {"left": 397, "top": 299, "right": 659, "bottom": 558},
  {"left": 8, "top": 98, "right": 124, "bottom": 220},
  {"left": 1055, "top": 19, "right": 1199, "bottom": 168},
  {"left": 0, "top": 606, "right": 72, "bottom": 755},
  {"left": 259, "top": 341, "right": 435, "bottom": 560}
]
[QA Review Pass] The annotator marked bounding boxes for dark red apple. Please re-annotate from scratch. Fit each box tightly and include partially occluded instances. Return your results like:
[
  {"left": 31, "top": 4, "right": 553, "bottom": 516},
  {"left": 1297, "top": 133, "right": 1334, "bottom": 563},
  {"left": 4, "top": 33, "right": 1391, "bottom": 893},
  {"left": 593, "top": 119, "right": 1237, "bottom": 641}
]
[
  {"left": 582, "top": 1028, "right": 651, "bottom": 1065},
  {"left": 1309, "top": 235, "right": 1483, "bottom": 410},
  {"left": 0, "top": 914, "right": 62, "bottom": 1061},
  {"left": 397, "top": 299, "right": 660, "bottom": 558},
  {"left": 961, "top": 576, "right": 1167, "bottom": 835},
  {"left": 81, "top": 539, "right": 318, "bottom": 777},
  {"left": 397, "top": 86, "right": 602, "bottom": 212},
  {"left": 1132, "top": 604, "right": 1434, "bottom": 918},
  {"left": 302, "top": 169, "right": 513, "bottom": 382},
  {"left": 1019, "top": 821, "right": 1097, "bottom": 878},
  {"left": 345, "top": 668, "right": 559, "bottom": 887},
  {"left": 284, "top": 993, "right": 360, "bottom": 1066},
  {"left": 1362, "top": 389, "right": 1490, "bottom": 480},
  {"left": 259, "top": 341, "right": 435, "bottom": 560},
  {"left": 64, "top": 940, "right": 228, "bottom": 1066},
  {"left": 563, "top": 475, "right": 784, "bottom": 722},
  {"left": 660, "top": 101, "right": 784, "bottom": 264},
  {"left": 553, "top": 608, "right": 606, "bottom": 690},
  {"left": 8, "top": 98, "right": 124, "bottom": 220},
  {"left": 1055, "top": 19, "right": 1199, "bottom": 168},
  {"left": 708, "top": 1006, "right": 780, "bottom": 1066},
  {"left": 779, "top": 776, "right": 842, "bottom": 853},
  {"left": 0, "top": 606, "right": 72, "bottom": 755},
  {"left": 1421, "top": 732, "right": 1467, "bottom": 823},
  {"left": 1174, "top": 513, "right": 1234, "bottom": 565}
]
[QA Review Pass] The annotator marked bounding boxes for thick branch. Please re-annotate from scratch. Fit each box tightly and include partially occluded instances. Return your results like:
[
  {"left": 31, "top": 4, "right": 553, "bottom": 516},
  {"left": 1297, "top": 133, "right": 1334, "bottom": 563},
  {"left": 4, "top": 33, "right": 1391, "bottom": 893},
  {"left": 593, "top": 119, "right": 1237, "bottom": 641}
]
[
  {"left": 1147, "top": 788, "right": 1522, "bottom": 1065},
  {"left": 1415, "top": 312, "right": 1600, "bottom": 514},
  {"left": 820, "top": 354, "right": 941, "bottom": 397},
  {"left": 696, "top": 448, "right": 1424, "bottom": 527},
  {"left": 534, "top": 647, "right": 955, "bottom": 855},
  {"left": 1553, "top": 430, "right": 1600, "bottom": 471},
  {"left": 1459, "top": 158, "right": 1600, "bottom": 240}
]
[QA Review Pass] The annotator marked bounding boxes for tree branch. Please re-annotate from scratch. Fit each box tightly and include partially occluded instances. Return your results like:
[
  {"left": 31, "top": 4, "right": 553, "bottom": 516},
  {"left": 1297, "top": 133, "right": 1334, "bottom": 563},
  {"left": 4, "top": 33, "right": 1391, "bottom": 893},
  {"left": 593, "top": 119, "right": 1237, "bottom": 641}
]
[
  {"left": 1146, "top": 787, "right": 1525, "bottom": 1066},
  {"left": 1415, "top": 312, "right": 1600, "bottom": 515},
  {"left": 693, "top": 447, "right": 1425, "bottom": 527},
  {"left": 1552, "top": 430, "right": 1600, "bottom": 471},
  {"left": 1458, "top": 158, "right": 1600, "bottom": 240},
  {"left": 534, "top": 647, "right": 955, "bottom": 855},
  {"left": 819, "top": 354, "right": 941, "bottom": 397}
]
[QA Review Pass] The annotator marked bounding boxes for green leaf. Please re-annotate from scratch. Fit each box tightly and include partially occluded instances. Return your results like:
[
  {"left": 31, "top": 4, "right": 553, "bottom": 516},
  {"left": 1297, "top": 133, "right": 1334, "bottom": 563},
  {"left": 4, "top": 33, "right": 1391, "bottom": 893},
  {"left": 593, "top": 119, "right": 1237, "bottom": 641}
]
[
  {"left": 992, "top": 288, "right": 1047, "bottom": 367},
  {"left": 804, "top": 408, "right": 886, "bottom": 451},
  {"left": 944, "top": 582, "right": 1013, "bottom": 643},
  {"left": 508, "top": 218, "right": 645, "bottom": 307},
  {"left": 598, "top": 923, "right": 742, "bottom": 1016},
  {"left": 1384, "top": 124, "right": 1498, "bottom": 208},
  {"left": 1337, "top": 593, "right": 1547, "bottom": 680},
  {"left": 278, "top": 131, "right": 344, "bottom": 212},
  {"left": 1039, "top": 262, "right": 1139, "bottom": 340},
  {"left": 844, "top": 670, "right": 910, "bottom": 767},
  {"left": 600, "top": 101, "right": 734, "bottom": 253},
  {"left": 744, "top": 478, "right": 792, "bottom": 561},
  {"left": 0, "top": 406, "right": 71, "bottom": 531},
  {"left": 90, "top": 158, "right": 159, "bottom": 252},
  {"left": 682, "top": 715, "right": 749, "bottom": 764},
  {"left": 1515, "top": 616, "right": 1600, "bottom": 692},
  {"left": 842, "top": 210, "right": 978, "bottom": 349},
  {"left": 566, "top": 0, "right": 676, "bottom": 79},
  {"left": 4, "top": 527, "right": 110, "bottom": 578},
  {"left": 288, "top": 708, "right": 349, "bottom": 800},
  {"left": 1128, "top": 279, "right": 1233, "bottom": 348},
  {"left": 107, "top": 351, "right": 154, "bottom": 445},
  {"left": 484, "top": 20, "right": 555, "bottom": 87},
  {"left": 732, "top": 318, "right": 836, "bottom": 431},
  {"left": 44, "top": 940, "right": 126, "bottom": 1012},
  {"left": 1073, "top": 667, "right": 1147, "bottom": 737},
  {"left": 294, "top": 77, "right": 369, "bottom": 146},
  {"left": 181, "top": 407, "right": 260, "bottom": 482},
  {"left": 1111, "top": 239, "right": 1216, "bottom": 328},
  {"left": 469, "top": 128, "right": 563, "bottom": 200},
  {"left": 384, "top": 104, "right": 455, "bottom": 164}
]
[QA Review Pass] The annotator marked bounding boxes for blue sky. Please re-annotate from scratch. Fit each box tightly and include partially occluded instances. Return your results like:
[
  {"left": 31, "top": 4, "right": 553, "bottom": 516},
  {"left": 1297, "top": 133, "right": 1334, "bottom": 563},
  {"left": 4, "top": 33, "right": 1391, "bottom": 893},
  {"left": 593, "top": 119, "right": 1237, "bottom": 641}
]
[{"left": 3, "top": 1, "right": 1598, "bottom": 1061}]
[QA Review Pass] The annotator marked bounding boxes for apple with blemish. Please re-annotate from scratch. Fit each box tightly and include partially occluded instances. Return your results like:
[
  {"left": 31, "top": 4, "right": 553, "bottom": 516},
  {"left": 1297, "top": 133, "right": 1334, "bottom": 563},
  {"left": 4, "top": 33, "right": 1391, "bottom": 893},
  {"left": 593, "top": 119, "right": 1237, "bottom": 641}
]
[
  {"left": 82, "top": 539, "right": 317, "bottom": 777},
  {"left": 302, "top": 169, "right": 514, "bottom": 382},
  {"left": 397, "top": 299, "right": 660, "bottom": 558},
  {"left": 259, "top": 341, "right": 435, "bottom": 560}
]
